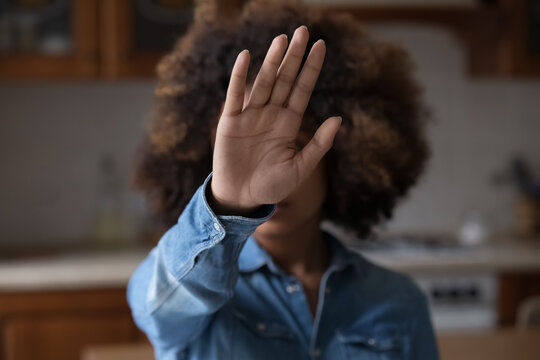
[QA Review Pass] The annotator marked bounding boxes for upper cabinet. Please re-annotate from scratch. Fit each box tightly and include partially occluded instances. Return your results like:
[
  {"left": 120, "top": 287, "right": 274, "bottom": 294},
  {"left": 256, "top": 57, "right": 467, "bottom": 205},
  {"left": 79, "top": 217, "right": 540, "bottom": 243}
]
[
  {"left": 99, "top": 0, "right": 196, "bottom": 79},
  {"left": 0, "top": 0, "right": 539, "bottom": 79},
  {"left": 312, "top": 0, "right": 540, "bottom": 77},
  {"left": 496, "top": 0, "right": 540, "bottom": 77},
  {"left": 0, "top": 0, "right": 99, "bottom": 79},
  {"left": 0, "top": 0, "right": 197, "bottom": 80}
]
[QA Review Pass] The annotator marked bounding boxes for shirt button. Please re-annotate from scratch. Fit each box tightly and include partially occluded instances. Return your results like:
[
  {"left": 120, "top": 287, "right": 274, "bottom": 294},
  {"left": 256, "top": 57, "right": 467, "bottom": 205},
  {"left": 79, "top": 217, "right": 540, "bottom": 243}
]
[
  {"left": 368, "top": 338, "right": 377, "bottom": 346},
  {"left": 312, "top": 348, "right": 321, "bottom": 357},
  {"left": 286, "top": 284, "right": 300, "bottom": 293},
  {"left": 256, "top": 322, "right": 267, "bottom": 331},
  {"left": 213, "top": 222, "right": 221, "bottom": 232},
  {"left": 325, "top": 287, "right": 331, "bottom": 294}
]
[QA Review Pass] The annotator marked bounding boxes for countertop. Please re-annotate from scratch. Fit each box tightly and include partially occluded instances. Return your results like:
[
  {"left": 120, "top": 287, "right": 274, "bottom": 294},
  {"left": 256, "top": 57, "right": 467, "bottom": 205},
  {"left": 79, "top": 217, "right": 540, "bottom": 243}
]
[
  {"left": 0, "top": 247, "right": 150, "bottom": 291},
  {"left": 349, "top": 238, "right": 540, "bottom": 274},
  {"left": 1, "top": 236, "right": 540, "bottom": 291}
]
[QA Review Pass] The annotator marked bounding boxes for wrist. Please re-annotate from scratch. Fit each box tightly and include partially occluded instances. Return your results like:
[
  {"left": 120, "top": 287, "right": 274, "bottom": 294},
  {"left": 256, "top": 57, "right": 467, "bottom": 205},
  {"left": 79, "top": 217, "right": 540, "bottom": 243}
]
[{"left": 207, "top": 179, "right": 261, "bottom": 216}]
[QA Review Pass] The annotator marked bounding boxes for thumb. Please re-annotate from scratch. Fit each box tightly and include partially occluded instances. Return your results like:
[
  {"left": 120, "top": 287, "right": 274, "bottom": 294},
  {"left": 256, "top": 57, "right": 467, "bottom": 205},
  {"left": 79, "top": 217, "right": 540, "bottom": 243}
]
[{"left": 294, "top": 116, "right": 342, "bottom": 183}]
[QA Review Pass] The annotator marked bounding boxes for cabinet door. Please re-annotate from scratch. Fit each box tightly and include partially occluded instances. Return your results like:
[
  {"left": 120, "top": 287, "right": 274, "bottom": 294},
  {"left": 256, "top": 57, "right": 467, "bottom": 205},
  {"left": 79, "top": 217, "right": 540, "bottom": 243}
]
[
  {"left": 100, "top": 0, "right": 196, "bottom": 78},
  {"left": 99, "top": 0, "right": 245, "bottom": 78},
  {"left": 3, "top": 313, "right": 135, "bottom": 360},
  {"left": 498, "top": 272, "right": 540, "bottom": 326},
  {"left": 506, "top": 0, "right": 540, "bottom": 76},
  {"left": 0, "top": 0, "right": 99, "bottom": 79}
]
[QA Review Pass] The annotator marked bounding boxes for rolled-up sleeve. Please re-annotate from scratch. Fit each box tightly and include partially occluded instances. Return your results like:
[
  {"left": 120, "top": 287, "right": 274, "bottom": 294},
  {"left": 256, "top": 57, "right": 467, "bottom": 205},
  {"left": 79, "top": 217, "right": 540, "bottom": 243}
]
[{"left": 126, "top": 171, "right": 276, "bottom": 359}]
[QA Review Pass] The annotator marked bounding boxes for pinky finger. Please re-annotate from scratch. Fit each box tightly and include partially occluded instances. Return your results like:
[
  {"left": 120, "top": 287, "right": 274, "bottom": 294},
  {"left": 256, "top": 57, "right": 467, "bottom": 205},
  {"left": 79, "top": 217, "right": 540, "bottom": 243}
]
[{"left": 222, "top": 50, "right": 250, "bottom": 117}]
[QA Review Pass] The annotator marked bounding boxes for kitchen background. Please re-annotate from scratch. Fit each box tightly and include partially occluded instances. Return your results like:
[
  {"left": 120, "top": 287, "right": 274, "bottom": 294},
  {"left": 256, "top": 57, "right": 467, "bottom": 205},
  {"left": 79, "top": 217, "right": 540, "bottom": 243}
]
[{"left": 1, "top": 0, "right": 540, "bottom": 359}]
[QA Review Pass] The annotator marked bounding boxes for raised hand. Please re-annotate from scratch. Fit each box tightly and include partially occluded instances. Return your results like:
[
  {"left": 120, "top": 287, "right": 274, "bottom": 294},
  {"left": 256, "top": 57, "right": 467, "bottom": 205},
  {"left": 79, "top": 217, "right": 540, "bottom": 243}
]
[{"left": 209, "top": 25, "right": 342, "bottom": 216}]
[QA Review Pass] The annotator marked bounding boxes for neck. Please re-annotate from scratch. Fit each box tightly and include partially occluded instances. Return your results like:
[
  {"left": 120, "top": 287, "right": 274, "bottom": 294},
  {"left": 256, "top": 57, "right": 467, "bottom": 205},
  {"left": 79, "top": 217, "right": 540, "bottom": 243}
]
[{"left": 253, "top": 213, "right": 330, "bottom": 277}]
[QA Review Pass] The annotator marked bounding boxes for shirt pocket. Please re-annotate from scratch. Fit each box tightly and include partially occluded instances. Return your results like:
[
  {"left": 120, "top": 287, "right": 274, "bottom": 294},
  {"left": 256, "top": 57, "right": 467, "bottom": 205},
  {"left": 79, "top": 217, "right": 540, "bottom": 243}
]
[
  {"left": 231, "top": 309, "right": 301, "bottom": 360},
  {"left": 336, "top": 326, "right": 407, "bottom": 360}
]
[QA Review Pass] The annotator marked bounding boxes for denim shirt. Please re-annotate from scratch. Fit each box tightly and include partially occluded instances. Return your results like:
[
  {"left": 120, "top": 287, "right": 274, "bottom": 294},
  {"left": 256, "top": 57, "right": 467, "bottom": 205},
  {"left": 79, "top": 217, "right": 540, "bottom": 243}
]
[{"left": 127, "top": 172, "right": 440, "bottom": 360}]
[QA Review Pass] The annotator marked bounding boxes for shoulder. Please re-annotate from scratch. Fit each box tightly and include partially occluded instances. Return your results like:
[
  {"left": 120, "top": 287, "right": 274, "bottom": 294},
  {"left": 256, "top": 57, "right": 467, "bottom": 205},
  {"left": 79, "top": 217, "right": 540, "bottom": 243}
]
[
  {"left": 345, "top": 248, "right": 428, "bottom": 307},
  {"left": 337, "top": 250, "right": 439, "bottom": 359}
]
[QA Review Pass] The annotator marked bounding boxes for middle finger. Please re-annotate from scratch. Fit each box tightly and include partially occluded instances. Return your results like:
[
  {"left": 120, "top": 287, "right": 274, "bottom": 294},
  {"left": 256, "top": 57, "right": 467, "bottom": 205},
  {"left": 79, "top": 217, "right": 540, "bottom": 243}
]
[
  {"left": 245, "top": 34, "right": 288, "bottom": 109},
  {"left": 269, "top": 25, "right": 309, "bottom": 106},
  {"left": 286, "top": 39, "right": 326, "bottom": 117}
]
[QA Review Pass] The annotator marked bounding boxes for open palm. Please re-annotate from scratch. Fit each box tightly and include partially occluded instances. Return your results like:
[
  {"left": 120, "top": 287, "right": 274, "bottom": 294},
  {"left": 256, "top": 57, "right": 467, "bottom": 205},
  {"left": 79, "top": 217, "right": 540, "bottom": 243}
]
[{"left": 211, "top": 25, "right": 341, "bottom": 214}]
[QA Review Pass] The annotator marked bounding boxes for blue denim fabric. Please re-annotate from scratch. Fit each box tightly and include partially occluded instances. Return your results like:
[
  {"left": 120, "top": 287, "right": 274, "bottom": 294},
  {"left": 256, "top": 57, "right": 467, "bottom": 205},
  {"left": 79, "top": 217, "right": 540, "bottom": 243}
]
[{"left": 127, "top": 172, "right": 440, "bottom": 360}]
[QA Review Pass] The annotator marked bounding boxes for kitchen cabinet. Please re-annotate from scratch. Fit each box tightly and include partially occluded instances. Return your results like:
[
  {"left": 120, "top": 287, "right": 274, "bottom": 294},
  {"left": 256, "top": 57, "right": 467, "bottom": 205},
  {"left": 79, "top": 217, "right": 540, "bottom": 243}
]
[
  {"left": 491, "top": 0, "right": 540, "bottom": 77},
  {"left": 0, "top": 287, "right": 146, "bottom": 360},
  {"left": 498, "top": 271, "right": 540, "bottom": 326},
  {"left": 1, "top": 0, "right": 539, "bottom": 79},
  {"left": 0, "top": 0, "right": 198, "bottom": 80},
  {"left": 0, "top": 0, "right": 99, "bottom": 79},
  {"left": 319, "top": 0, "right": 540, "bottom": 77},
  {"left": 100, "top": 0, "right": 245, "bottom": 78},
  {"left": 99, "top": 0, "right": 197, "bottom": 79}
]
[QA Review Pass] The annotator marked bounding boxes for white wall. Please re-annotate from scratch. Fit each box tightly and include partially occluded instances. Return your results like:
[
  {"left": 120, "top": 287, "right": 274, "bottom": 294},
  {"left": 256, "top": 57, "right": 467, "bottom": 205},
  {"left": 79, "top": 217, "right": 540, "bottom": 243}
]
[
  {"left": 0, "top": 82, "right": 155, "bottom": 247},
  {"left": 369, "top": 24, "right": 540, "bottom": 238},
  {"left": 1, "top": 24, "right": 539, "bottom": 247}
]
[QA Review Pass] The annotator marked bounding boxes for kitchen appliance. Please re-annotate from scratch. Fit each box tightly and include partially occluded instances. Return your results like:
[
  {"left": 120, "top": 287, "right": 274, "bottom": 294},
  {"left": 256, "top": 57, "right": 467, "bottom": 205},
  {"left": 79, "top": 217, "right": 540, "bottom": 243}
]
[{"left": 412, "top": 271, "right": 498, "bottom": 331}]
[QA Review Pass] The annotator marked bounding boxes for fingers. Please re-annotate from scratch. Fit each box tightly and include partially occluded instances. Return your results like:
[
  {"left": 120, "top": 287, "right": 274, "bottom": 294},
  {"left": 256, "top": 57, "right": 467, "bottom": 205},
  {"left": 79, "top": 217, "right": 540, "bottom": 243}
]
[
  {"left": 246, "top": 34, "right": 288, "bottom": 109},
  {"left": 294, "top": 116, "right": 341, "bottom": 183},
  {"left": 285, "top": 39, "right": 326, "bottom": 116},
  {"left": 269, "top": 25, "right": 309, "bottom": 106},
  {"left": 222, "top": 49, "right": 250, "bottom": 117}
]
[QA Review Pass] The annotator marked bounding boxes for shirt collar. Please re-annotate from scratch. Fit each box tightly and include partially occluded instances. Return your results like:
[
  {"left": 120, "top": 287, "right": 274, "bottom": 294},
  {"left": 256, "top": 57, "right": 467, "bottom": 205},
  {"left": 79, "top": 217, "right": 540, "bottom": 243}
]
[{"left": 238, "top": 229, "right": 356, "bottom": 274}]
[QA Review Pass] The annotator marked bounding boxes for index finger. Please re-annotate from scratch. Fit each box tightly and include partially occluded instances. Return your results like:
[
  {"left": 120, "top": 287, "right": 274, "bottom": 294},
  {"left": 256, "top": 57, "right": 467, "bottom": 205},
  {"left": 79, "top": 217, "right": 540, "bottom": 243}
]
[{"left": 222, "top": 49, "right": 250, "bottom": 117}]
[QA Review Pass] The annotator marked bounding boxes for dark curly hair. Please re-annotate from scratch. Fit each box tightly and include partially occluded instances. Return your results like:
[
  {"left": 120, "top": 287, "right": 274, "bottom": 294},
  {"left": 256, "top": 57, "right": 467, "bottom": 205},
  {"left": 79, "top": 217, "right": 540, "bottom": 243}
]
[{"left": 131, "top": 0, "right": 431, "bottom": 240}]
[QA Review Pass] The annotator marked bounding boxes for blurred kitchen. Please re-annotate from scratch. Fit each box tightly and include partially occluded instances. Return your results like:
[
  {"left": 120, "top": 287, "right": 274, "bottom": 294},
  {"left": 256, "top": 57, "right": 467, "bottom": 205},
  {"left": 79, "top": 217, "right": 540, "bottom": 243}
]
[{"left": 1, "top": 0, "right": 540, "bottom": 359}]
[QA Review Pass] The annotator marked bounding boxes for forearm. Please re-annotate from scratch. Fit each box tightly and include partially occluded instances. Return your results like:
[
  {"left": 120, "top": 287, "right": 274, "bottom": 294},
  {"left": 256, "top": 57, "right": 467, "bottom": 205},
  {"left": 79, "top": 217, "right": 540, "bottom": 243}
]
[{"left": 126, "top": 171, "right": 276, "bottom": 354}]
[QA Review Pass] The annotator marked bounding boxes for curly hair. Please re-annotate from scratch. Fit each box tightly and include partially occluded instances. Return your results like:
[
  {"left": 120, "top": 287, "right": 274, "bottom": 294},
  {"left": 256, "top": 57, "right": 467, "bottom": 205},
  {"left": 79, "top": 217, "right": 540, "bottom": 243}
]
[{"left": 131, "top": 0, "right": 431, "bottom": 240}]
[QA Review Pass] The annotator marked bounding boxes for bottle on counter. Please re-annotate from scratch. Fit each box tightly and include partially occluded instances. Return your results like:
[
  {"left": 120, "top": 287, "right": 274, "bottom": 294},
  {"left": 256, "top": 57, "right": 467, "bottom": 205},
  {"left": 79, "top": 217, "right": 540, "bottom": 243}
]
[{"left": 92, "top": 154, "right": 128, "bottom": 249}]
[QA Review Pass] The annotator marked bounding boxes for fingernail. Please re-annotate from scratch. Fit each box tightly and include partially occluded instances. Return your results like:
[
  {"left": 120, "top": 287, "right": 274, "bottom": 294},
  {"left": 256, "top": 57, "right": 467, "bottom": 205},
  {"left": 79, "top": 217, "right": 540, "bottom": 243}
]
[
  {"left": 273, "top": 34, "right": 287, "bottom": 45},
  {"left": 318, "top": 39, "right": 325, "bottom": 45},
  {"left": 298, "top": 25, "right": 308, "bottom": 31}
]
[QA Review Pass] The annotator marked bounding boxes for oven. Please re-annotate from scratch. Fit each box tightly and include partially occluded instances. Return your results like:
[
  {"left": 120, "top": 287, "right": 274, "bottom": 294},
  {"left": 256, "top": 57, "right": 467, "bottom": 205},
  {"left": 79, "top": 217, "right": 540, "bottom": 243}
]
[{"left": 410, "top": 271, "right": 498, "bottom": 331}]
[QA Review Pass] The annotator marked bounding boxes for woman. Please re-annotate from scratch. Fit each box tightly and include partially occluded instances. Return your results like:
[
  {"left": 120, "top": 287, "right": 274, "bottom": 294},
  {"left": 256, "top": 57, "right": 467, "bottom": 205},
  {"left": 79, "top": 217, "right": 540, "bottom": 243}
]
[{"left": 128, "top": 1, "right": 439, "bottom": 359}]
